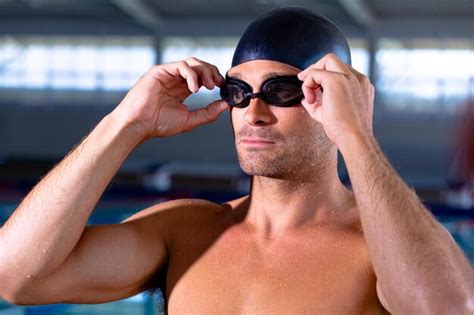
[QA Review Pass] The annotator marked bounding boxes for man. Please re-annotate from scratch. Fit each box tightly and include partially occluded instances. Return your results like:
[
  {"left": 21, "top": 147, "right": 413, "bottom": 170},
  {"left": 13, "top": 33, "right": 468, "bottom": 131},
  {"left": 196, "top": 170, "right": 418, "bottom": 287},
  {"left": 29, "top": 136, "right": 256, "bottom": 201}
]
[{"left": 0, "top": 6, "right": 472, "bottom": 314}]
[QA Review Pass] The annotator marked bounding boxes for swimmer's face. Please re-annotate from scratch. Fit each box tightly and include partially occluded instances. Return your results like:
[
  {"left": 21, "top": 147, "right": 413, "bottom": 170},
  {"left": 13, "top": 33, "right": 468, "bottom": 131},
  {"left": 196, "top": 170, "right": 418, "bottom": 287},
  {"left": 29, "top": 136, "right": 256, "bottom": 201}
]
[{"left": 227, "top": 60, "right": 334, "bottom": 179}]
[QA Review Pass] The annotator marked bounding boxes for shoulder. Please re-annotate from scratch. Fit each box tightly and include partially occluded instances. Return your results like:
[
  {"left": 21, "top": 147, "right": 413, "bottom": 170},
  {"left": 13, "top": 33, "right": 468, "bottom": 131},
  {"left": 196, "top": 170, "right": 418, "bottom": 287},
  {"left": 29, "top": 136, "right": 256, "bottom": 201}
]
[
  {"left": 122, "top": 198, "right": 227, "bottom": 225},
  {"left": 121, "top": 195, "right": 252, "bottom": 228}
]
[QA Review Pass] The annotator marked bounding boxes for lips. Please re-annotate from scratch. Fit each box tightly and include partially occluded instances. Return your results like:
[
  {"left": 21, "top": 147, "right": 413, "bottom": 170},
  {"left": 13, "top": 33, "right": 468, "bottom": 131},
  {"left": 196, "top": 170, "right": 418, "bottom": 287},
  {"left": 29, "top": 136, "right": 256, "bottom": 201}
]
[
  {"left": 240, "top": 137, "right": 275, "bottom": 149},
  {"left": 241, "top": 137, "right": 275, "bottom": 144}
]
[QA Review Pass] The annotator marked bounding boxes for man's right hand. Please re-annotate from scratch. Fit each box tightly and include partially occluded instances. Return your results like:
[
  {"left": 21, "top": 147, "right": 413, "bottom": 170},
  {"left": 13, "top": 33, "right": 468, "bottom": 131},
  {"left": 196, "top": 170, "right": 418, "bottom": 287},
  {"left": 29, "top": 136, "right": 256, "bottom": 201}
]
[
  {"left": 112, "top": 57, "right": 230, "bottom": 141},
  {"left": 0, "top": 57, "right": 231, "bottom": 305}
]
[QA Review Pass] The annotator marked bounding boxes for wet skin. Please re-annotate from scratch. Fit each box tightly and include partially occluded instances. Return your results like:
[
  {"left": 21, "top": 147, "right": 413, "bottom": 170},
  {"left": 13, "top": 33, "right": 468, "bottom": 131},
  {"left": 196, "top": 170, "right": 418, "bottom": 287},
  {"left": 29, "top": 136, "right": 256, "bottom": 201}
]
[
  {"left": 144, "top": 196, "right": 388, "bottom": 314},
  {"left": 134, "top": 60, "right": 389, "bottom": 313}
]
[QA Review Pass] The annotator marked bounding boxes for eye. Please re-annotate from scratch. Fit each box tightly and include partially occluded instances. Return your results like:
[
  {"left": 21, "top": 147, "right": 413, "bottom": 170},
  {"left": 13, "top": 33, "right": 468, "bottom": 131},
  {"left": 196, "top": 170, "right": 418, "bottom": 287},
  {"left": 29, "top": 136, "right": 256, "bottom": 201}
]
[
  {"left": 227, "top": 85, "right": 247, "bottom": 103},
  {"left": 266, "top": 83, "right": 301, "bottom": 101}
]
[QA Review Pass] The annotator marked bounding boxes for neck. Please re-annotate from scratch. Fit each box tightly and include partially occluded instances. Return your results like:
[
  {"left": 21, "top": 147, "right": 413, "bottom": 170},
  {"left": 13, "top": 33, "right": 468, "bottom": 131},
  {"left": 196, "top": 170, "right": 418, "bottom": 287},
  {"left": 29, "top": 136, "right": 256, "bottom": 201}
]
[{"left": 242, "top": 158, "right": 356, "bottom": 238}]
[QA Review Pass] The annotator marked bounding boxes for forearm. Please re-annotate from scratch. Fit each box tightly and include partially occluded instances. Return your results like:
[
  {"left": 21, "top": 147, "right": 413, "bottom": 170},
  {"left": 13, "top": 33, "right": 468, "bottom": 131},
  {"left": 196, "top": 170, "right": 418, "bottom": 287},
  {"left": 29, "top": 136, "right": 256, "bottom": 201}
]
[
  {"left": 339, "top": 134, "right": 473, "bottom": 313},
  {"left": 0, "top": 111, "right": 143, "bottom": 284}
]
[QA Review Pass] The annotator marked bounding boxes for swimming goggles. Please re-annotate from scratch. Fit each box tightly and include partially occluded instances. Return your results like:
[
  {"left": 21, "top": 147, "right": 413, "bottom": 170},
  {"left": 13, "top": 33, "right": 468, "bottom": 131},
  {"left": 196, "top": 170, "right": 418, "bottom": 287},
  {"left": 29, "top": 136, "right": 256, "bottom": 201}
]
[{"left": 219, "top": 74, "right": 304, "bottom": 108}]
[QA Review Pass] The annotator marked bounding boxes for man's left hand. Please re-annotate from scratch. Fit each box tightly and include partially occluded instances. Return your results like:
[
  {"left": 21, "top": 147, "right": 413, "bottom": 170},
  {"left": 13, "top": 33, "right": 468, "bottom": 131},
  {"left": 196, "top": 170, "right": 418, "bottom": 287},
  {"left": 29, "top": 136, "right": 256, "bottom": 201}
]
[{"left": 297, "top": 53, "right": 375, "bottom": 148}]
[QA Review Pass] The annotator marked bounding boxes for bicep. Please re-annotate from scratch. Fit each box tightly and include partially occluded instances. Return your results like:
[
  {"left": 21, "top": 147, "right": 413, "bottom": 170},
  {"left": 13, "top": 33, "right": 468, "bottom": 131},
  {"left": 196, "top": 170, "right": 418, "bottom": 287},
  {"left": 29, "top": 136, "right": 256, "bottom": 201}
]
[{"left": 18, "top": 220, "right": 167, "bottom": 305}]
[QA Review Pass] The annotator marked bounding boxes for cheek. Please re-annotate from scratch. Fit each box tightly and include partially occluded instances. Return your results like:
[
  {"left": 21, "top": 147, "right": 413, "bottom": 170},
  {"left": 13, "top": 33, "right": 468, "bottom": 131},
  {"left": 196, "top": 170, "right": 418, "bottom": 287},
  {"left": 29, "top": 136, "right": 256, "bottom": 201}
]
[
  {"left": 275, "top": 106, "right": 312, "bottom": 127},
  {"left": 230, "top": 106, "right": 248, "bottom": 125},
  {"left": 287, "top": 110, "right": 324, "bottom": 139}
]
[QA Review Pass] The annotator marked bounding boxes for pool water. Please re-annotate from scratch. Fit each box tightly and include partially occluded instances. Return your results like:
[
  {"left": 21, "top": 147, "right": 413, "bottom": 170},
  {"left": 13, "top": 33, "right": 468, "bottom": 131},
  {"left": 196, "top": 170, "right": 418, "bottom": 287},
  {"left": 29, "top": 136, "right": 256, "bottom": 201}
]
[{"left": 0, "top": 292, "right": 164, "bottom": 315}]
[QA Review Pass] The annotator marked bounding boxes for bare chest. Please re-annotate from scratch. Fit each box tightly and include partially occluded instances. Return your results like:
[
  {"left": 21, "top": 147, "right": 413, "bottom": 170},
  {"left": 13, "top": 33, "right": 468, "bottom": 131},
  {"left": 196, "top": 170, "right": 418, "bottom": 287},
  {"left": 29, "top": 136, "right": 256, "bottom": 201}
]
[{"left": 165, "top": 226, "right": 385, "bottom": 314}]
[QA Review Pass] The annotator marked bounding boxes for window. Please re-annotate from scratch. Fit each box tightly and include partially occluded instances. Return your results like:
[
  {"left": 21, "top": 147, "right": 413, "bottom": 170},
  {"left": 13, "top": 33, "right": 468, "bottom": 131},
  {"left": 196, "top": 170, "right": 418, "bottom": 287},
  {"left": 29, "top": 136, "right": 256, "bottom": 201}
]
[
  {"left": 162, "top": 37, "right": 369, "bottom": 75},
  {"left": 0, "top": 36, "right": 156, "bottom": 91},
  {"left": 162, "top": 37, "right": 238, "bottom": 74},
  {"left": 348, "top": 38, "right": 369, "bottom": 76},
  {"left": 376, "top": 39, "right": 474, "bottom": 113}
]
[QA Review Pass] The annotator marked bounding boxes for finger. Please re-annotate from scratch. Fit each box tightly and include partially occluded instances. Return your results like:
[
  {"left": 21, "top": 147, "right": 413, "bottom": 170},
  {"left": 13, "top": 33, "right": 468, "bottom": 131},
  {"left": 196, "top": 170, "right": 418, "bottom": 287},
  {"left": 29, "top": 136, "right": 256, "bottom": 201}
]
[
  {"left": 200, "top": 66, "right": 216, "bottom": 90},
  {"left": 209, "top": 65, "right": 225, "bottom": 87},
  {"left": 299, "top": 69, "right": 329, "bottom": 103},
  {"left": 301, "top": 77, "right": 320, "bottom": 104},
  {"left": 301, "top": 96, "right": 323, "bottom": 124},
  {"left": 183, "top": 100, "right": 229, "bottom": 131},
  {"left": 299, "top": 53, "right": 350, "bottom": 78},
  {"left": 163, "top": 61, "right": 198, "bottom": 92},
  {"left": 177, "top": 61, "right": 201, "bottom": 92},
  {"left": 299, "top": 67, "right": 345, "bottom": 86},
  {"left": 193, "top": 59, "right": 224, "bottom": 87},
  {"left": 189, "top": 64, "right": 214, "bottom": 90},
  {"left": 186, "top": 57, "right": 224, "bottom": 90},
  {"left": 313, "top": 53, "right": 351, "bottom": 75},
  {"left": 161, "top": 61, "right": 200, "bottom": 93},
  {"left": 298, "top": 67, "right": 343, "bottom": 81}
]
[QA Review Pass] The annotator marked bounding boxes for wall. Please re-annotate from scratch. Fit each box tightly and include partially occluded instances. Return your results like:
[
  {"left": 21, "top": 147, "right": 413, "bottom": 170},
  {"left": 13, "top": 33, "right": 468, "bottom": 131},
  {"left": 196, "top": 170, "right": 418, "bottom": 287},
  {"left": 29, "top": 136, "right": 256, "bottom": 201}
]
[{"left": 0, "top": 91, "right": 455, "bottom": 188}]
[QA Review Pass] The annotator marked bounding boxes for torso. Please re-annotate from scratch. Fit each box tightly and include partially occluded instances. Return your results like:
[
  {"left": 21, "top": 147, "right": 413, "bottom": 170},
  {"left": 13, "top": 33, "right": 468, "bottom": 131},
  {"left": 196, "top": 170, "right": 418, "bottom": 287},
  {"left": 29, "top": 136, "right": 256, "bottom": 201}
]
[{"left": 160, "top": 196, "right": 389, "bottom": 314}]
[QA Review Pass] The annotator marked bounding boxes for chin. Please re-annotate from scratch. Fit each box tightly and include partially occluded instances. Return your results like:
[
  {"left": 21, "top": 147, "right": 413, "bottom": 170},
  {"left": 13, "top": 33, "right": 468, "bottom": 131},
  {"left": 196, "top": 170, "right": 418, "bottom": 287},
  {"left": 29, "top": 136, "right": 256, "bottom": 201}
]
[{"left": 237, "top": 155, "right": 293, "bottom": 179}]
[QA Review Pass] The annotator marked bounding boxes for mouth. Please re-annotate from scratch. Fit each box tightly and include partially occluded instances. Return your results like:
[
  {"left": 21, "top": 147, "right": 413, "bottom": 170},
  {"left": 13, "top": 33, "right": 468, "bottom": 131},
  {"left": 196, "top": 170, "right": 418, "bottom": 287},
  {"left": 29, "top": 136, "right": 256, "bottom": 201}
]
[{"left": 240, "top": 137, "right": 275, "bottom": 147}]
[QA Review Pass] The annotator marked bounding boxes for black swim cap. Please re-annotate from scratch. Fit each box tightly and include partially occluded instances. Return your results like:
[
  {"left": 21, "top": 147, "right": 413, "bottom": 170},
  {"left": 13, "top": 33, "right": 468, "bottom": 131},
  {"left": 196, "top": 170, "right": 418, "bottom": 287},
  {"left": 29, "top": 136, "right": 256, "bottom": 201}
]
[{"left": 232, "top": 6, "right": 351, "bottom": 70}]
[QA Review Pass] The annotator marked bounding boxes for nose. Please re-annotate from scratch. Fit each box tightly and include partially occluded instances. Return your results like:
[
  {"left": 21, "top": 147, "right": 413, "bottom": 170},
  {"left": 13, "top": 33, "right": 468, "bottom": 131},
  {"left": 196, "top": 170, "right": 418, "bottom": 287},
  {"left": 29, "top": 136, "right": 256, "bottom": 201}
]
[{"left": 243, "top": 97, "right": 275, "bottom": 126}]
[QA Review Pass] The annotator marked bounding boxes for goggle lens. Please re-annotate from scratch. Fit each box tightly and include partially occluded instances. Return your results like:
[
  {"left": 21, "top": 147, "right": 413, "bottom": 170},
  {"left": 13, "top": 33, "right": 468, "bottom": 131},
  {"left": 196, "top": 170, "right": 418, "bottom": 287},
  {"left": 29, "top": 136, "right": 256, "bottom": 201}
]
[
  {"left": 264, "top": 81, "right": 302, "bottom": 104},
  {"left": 220, "top": 75, "right": 303, "bottom": 108}
]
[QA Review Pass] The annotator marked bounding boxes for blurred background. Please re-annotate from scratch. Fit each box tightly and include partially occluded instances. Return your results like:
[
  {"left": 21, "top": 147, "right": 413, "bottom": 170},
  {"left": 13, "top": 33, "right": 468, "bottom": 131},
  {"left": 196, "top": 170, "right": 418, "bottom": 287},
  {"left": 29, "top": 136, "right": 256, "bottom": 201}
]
[{"left": 0, "top": 0, "right": 473, "bottom": 314}]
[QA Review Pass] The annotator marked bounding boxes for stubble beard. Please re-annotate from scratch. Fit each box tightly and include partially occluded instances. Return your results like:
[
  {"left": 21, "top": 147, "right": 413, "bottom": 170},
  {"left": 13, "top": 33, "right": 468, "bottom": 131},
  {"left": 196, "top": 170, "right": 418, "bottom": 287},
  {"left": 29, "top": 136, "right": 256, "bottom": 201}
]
[{"left": 236, "top": 125, "right": 334, "bottom": 180}]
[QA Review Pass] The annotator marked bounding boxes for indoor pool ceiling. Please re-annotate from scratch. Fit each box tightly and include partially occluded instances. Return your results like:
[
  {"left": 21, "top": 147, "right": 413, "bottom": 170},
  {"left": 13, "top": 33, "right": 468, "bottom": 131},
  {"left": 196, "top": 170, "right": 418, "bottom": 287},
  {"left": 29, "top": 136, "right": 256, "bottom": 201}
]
[{"left": 0, "top": 0, "right": 472, "bottom": 37}]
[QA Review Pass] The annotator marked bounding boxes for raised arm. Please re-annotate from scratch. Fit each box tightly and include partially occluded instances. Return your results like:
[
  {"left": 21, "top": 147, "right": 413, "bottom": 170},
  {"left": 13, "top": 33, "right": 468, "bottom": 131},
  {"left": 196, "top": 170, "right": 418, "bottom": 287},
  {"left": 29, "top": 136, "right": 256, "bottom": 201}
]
[
  {"left": 0, "top": 57, "right": 228, "bottom": 305},
  {"left": 298, "top": 53, "right": 473, "bottom": 314}
]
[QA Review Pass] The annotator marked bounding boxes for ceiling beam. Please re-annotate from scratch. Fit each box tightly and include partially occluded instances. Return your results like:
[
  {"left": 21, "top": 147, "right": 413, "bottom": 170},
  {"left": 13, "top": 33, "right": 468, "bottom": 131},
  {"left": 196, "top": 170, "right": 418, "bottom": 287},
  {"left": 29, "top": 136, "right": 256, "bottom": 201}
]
[
  {"left": 0, "top": 18, "right": 151, "bottom": 36},
  {"left": 338, "top": 0, "right": 377, "bottom": 28},
  {"left": 0, "top": 16, "right": 472, "bottom": 38},
  {"left": 111, "top": 0, "right": 163, "bottom": 33}
]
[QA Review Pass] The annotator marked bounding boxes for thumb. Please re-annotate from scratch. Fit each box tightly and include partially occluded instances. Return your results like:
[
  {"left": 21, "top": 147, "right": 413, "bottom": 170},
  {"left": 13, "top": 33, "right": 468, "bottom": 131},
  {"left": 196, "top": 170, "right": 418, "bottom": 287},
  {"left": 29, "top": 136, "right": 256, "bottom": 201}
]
[
  {"left": 183, "top": 100, "right": 229, "bottom": 131},
  {"left": 301, "top": 98, "right": 323, "bottom": 124}
]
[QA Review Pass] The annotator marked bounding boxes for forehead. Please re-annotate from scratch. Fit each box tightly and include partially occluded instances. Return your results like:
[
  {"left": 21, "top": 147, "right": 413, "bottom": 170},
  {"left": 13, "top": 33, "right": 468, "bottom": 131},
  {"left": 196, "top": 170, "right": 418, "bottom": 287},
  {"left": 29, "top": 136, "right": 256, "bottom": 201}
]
[{"left": 227, "top": 60, "right": 301, "bottom": 81}]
